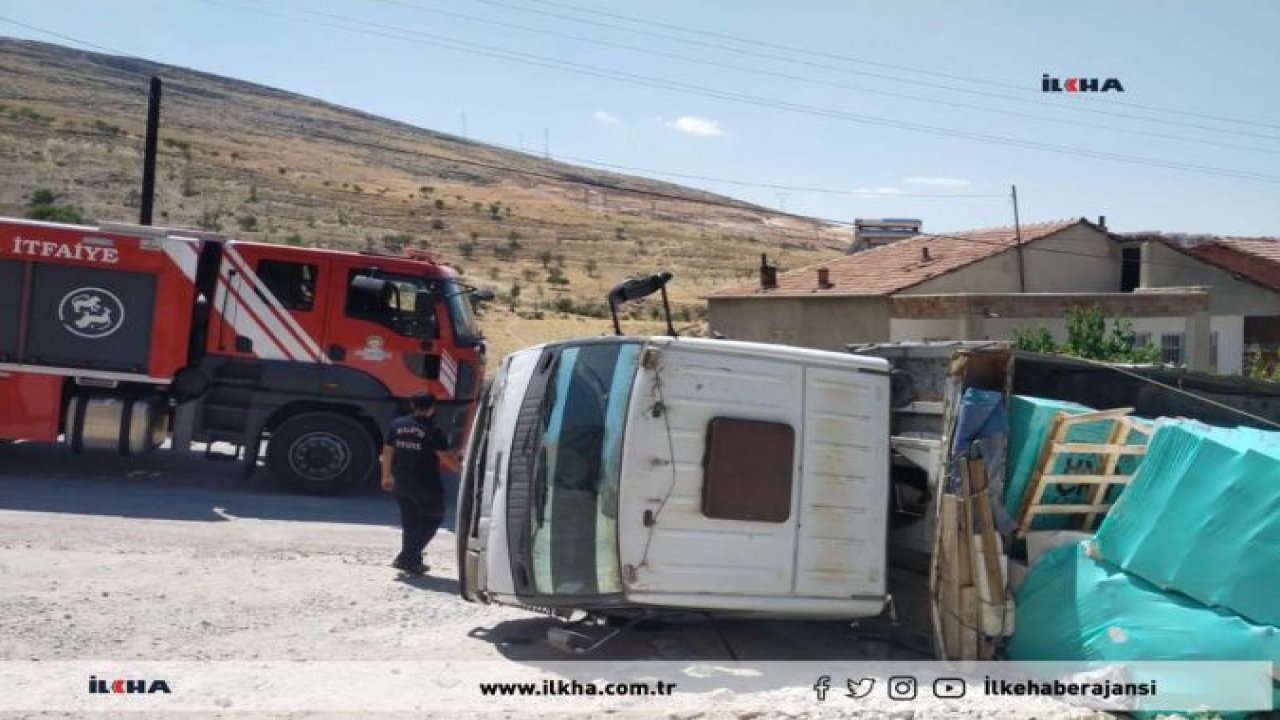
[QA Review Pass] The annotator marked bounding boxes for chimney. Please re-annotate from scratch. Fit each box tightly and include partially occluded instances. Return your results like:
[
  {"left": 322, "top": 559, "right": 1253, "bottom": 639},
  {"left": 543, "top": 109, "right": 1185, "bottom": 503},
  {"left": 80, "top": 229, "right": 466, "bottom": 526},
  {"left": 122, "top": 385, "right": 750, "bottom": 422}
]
[
  {"left": 1097, "top": 215, "right": 1107, "bottom": 229},
  {"left": 759, "top": 253, "right": 777, "bottom": 289},
  {"left": 817, "top": 267, "right": 831, "bottom": 289},
  {"left": 921, "top": 246, "right": 932, "bottom": 262}
]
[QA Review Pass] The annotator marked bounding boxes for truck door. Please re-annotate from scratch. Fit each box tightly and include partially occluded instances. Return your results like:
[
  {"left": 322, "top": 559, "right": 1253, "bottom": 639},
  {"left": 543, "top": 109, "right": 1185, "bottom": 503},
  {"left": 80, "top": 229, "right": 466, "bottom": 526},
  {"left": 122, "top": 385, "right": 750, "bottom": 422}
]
[
  {"left": 320, "top": 262, "right": 449, "bottom": 402},
  {"left": 205, "top": 243, "right": 329, "bottom": 373}
]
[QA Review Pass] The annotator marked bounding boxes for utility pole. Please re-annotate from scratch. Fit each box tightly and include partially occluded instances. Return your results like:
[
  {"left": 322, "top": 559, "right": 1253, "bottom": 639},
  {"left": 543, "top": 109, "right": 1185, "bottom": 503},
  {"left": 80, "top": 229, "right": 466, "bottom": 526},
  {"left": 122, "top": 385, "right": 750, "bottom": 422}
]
[
  {"left": 139, "top": 76, "right": 162, "bottom": 225},
  {"left": 1012, "top": 184, "right": 1026, "bottom": 293},
  {"left": 543, "top": 128, "right": 550, "bottom": 159}
]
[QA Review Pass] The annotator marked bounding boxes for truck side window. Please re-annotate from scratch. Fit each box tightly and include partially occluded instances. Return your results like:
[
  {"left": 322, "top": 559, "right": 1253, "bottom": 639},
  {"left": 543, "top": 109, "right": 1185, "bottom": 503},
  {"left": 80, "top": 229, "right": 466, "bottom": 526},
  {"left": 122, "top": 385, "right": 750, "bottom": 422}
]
[
  {"left": 701, "top": 417, "right": 794, "bottom": 523},
  {"left": 344, "top": 270, "right": 438, "bottom": 339},
  {"left": 256, "top": 259, "right": 317, "bottom": 311}
]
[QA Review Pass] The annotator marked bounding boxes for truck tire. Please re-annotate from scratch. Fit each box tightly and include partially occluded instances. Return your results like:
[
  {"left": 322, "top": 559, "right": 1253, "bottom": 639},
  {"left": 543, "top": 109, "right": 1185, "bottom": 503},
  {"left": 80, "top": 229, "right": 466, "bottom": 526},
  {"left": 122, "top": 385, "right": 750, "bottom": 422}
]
[{"left": 267, "top": 412, "right": 375, "bottom": 495}]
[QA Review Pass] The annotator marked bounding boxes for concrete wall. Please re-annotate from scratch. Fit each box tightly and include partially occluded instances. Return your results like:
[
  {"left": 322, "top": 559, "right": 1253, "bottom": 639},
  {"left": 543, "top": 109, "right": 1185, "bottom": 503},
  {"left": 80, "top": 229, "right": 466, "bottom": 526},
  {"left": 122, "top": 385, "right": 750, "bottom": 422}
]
[
  {"left": 890, "top": 315, "right": 1244, "bottom": 374},
  {"left": 709, "top": 296, "right": 891, "bottom": 351},
  {"left": 901, "top": 223, "right": 1121, "bottom": 295},
  {"left": 1143, "top": 241, "right": 1280, "bottom": 316}
]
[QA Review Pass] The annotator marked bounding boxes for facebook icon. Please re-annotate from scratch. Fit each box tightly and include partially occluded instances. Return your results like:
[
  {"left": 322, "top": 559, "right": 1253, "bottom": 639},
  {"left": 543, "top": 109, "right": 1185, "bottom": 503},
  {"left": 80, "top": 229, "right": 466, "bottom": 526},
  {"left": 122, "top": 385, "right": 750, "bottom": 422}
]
[{"left": 813, "top": 675, "right": 831, "bottom": 701}]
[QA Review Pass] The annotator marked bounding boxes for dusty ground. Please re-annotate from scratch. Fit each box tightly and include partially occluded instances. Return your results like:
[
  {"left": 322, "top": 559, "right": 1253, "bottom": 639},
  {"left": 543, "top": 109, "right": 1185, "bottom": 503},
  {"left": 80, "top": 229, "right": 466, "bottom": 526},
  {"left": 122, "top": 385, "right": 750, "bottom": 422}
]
[{"left": 0, "top": 441, "right": 1109, "bottom": 718}]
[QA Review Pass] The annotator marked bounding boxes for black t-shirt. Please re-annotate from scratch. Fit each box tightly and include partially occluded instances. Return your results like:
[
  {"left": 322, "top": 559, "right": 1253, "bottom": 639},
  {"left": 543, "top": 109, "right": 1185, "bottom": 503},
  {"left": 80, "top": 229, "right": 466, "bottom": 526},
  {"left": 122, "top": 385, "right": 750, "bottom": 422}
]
[{"left": 385, "top": 414, "right": 448, "bottom": 498}]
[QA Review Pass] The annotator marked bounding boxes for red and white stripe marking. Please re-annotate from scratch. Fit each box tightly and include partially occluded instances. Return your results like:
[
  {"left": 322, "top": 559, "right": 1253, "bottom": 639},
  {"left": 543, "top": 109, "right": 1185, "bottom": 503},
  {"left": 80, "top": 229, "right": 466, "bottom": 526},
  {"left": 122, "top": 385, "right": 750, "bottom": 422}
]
[
  {"left": 439, "top": 349, "right": 458, "bottom": 398},
  {"left": 162, "top": 239, "right": 326, "bottom": 363},
  {"left": 221, "top": 245, "right": 325, "bottom": 363}
]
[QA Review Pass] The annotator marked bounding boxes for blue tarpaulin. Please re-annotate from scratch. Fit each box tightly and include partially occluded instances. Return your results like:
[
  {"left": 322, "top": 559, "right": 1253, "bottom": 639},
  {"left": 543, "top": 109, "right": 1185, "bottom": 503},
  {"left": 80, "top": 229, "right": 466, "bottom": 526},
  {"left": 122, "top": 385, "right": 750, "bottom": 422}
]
[{"left": 949, "top": 387, "right": 1012, "bottom": 529}]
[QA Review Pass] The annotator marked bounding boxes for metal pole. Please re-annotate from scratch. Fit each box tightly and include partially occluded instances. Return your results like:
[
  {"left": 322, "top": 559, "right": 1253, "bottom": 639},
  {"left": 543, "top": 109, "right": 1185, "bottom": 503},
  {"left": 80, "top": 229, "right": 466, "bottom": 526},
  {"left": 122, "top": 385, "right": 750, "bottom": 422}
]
[
  {"left": 609, "top": 299, "right": 622, "bottom": 336},
  {"left": 660, "top": 285, "right": 676, "bottom": 337},
  {"left": 1012, "top": 184, "right": 1025, "bottom": 293},
  {"left": 139, "top": 76, "right": 162, "bottom": 225}
]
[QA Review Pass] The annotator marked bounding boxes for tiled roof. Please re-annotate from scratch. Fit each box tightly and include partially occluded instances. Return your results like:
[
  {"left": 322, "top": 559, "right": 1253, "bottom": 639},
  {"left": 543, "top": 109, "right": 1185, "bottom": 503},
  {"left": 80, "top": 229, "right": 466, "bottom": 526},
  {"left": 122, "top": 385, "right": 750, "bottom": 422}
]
[
  {"left": 711, "top": 218, "right": 1091, "bottom": 298},
  {"left": 1184, "top": 237, "right": 1280, "bottom": 293}
]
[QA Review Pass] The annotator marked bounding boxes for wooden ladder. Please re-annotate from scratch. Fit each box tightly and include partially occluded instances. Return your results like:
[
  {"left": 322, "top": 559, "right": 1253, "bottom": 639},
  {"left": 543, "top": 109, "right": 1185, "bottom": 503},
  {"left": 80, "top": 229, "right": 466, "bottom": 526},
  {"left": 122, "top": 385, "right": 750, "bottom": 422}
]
[{"left": 1015, "top": 408, "right": 1152, "bottom": 536}]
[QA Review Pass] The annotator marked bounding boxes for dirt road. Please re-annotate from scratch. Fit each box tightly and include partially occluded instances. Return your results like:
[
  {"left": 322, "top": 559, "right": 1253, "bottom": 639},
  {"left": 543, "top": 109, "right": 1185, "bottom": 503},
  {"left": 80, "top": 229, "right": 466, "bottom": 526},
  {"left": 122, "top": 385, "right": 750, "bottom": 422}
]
[{"left": 0, "top": 441, "right": 1104, "bottom": 718}]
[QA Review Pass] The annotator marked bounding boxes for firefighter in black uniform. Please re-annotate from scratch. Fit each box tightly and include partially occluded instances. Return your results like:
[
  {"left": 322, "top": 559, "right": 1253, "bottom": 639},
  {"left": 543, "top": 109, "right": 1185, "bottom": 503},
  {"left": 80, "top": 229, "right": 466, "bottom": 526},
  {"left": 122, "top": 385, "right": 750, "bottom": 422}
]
[{"left": 381, "top": 392, "right": 461, "bottom": 575}]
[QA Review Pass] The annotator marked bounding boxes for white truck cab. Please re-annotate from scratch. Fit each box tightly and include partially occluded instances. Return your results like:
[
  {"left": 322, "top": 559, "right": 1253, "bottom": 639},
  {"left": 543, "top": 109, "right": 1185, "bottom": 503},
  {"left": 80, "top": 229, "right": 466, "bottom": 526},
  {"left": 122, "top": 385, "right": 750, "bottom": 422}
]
[{"left": 456, "top": 335, "right": 892, "bottom": 620}]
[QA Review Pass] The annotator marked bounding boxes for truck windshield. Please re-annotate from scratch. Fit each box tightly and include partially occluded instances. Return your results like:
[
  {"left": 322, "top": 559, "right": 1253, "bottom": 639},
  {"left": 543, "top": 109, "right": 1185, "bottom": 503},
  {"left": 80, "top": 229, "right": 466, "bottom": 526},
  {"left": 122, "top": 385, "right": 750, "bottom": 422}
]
[
  {"left": 440, "top": 278, "right": 479, "bottom": 340},
  {"left": 529, "top": 342, "right": 642, "bottom": 597}
]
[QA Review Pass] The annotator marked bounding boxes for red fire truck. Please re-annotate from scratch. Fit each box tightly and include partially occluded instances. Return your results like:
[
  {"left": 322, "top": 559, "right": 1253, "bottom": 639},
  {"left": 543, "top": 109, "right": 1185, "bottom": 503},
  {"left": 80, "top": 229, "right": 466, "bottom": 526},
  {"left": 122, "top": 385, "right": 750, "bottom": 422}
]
[{"left": 0, "top": 216, "right": 486, "bottom": 493}]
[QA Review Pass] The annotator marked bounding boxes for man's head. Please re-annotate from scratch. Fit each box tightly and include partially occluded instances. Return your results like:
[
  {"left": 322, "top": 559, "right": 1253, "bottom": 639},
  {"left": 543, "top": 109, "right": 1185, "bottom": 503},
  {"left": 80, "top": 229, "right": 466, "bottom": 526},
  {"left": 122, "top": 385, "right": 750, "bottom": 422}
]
[{"left": 409, "top": 391, "right": 436, "bottom": 416}]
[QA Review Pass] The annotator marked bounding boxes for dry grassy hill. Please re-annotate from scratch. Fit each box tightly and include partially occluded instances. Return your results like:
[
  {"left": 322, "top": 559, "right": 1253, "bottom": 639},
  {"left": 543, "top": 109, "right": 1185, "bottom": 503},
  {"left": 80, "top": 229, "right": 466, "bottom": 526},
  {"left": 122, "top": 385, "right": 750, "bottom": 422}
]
[{"left": 0, "top": 37, "right": 851, "bottom": 362}]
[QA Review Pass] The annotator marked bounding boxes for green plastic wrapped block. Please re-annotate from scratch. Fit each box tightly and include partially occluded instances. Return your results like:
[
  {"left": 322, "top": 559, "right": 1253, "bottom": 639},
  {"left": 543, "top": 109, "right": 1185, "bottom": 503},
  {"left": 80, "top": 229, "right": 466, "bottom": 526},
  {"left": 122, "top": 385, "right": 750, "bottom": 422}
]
[
  {"left": 1094, "top": 419, "right": 1280, "bottom": 628},
  {"left": 1005, "top": 395, "right": 1149, "bottom": 530},
  {"left": 1008, "top": 542, "right": 1280, "bottom": 715}
]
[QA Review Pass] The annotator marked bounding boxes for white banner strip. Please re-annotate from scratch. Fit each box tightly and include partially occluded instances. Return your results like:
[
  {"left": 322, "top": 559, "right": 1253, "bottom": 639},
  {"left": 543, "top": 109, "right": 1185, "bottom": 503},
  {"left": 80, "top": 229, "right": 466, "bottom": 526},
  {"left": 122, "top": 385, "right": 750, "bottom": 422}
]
[{"left": 0, "top": 661, "right": 1270, "bottom": 713}]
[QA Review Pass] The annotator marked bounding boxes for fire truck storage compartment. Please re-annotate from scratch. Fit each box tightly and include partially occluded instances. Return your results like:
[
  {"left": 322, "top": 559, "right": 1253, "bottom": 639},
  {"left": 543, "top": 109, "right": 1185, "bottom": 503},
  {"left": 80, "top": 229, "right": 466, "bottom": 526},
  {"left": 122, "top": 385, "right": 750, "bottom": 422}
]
[
  {"left": 65, "top": 394, "right": 167, "bottom": 454},
  {"left": 21, "top": 263, "right": 158, "bottom": 373},
  {"left": 0, "top": 372, "right": 63, "bottom": 442},
  {"left": 0, "top": 260, "right": 22, "bottom": 361}
]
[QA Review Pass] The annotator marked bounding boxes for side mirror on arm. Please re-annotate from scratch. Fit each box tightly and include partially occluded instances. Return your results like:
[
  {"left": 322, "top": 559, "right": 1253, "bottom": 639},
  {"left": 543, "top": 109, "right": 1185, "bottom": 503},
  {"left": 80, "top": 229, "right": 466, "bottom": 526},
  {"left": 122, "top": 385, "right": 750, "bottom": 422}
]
[{"left": 350, "top": 275, "right": 391, "bottom": 312}]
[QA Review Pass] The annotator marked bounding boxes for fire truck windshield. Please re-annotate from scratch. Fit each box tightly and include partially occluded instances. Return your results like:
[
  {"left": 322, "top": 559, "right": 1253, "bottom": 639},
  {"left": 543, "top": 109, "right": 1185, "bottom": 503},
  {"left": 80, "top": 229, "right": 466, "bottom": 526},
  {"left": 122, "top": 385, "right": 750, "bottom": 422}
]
[{"left": 440, "top": 278, "right": 480, "bottom": 341}]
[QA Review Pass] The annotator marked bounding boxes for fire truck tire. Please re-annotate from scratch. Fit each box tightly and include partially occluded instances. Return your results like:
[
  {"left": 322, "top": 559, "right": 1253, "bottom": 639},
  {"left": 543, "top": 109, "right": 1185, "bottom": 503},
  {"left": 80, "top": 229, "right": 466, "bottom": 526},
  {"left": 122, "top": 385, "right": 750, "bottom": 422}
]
[{"left": 267, "top": 413, "right": 375, "bottom": 495}]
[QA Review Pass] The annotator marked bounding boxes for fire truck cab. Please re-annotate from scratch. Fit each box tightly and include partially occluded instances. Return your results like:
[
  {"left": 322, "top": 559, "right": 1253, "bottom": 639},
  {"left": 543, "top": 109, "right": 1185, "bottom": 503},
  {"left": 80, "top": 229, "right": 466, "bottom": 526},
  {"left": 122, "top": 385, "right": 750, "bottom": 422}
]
[{"left": 0, "top": 217, "right": 485, "bottom": 494}]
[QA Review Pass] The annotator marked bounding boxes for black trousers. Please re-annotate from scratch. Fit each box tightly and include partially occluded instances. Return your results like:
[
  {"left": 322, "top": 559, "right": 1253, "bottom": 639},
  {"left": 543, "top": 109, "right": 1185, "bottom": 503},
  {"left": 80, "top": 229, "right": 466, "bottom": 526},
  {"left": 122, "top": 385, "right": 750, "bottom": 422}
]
[{"left": 395, "top": 493, "right": 444, "bottom": 566}]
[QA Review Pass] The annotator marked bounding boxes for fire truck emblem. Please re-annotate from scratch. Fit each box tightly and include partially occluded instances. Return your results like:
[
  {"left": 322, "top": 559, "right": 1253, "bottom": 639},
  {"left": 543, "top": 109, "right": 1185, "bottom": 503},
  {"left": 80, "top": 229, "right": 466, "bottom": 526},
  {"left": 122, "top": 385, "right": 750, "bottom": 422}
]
[
  {"left": 58, "top": 287, "right": 125, "bottom": 339},
  {"left": 355, "top": 335, "right": 390, "bottom": 361}
]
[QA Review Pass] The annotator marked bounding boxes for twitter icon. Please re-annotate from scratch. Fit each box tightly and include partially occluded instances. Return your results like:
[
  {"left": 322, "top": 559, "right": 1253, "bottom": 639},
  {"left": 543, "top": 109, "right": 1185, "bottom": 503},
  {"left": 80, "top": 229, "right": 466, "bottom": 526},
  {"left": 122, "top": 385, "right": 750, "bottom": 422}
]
[{"left": 846, "top": 678, "right": 876, "bottom": 699}]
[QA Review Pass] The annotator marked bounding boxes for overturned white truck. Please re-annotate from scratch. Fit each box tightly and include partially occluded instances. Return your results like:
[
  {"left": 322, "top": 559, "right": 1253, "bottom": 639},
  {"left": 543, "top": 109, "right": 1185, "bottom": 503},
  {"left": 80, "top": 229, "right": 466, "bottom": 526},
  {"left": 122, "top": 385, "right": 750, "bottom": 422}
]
[
  {"left": 456, "top": 335, "right": 894, "bottom": 625},
  {"left": 455, "top": 275, "right": 1012, "bottom": 653}
]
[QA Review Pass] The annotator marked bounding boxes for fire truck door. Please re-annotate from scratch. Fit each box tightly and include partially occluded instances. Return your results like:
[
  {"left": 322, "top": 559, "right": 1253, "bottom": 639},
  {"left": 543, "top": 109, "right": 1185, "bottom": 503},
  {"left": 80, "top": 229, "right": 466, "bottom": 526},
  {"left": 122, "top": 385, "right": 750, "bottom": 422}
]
[
  {"left": 321, "top": 264, "right": 448, "bottom": 400},
  {"left": 209, "top": 245, "right": 329, "bottom": 374}
]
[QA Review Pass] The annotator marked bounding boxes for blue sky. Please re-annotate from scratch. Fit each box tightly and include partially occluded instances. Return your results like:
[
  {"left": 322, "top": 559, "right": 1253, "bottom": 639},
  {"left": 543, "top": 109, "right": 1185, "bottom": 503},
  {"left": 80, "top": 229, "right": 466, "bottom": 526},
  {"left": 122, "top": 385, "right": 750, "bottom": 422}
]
[{"left": 3, "top": 0, "right": 1279, "bottom": 235}]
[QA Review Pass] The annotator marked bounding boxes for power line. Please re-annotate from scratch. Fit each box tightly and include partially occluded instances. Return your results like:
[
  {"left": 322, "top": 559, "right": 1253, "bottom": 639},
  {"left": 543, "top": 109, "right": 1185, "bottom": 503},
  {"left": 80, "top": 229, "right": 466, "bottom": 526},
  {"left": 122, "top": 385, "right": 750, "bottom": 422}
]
[
  {"left": 515, "top": 0, "right": 1280, "bottom": 133},
  {"left": 454, "top": 0, "right": 1280, "bottom": 142},
  {"left": 12, "top": 6, "right": 1280, "bottom": 185},
  {"left": 0, "top": 15, "right": 134, "bottom": 56},
  {"left": 345, "top": 0, "right": 1280, "bottom": 157},
  {"left": 198, "top": 0, "right": 1280, "bottom": 185},
  {"left": 3, "top": 13, "right": 1271, "bottom": 272},
  {"left": 19, "top": 110, "right": 1251, "bottom": 272},
  {"left": 489, "top": 145, "right": 1007, "bottom": 198}
]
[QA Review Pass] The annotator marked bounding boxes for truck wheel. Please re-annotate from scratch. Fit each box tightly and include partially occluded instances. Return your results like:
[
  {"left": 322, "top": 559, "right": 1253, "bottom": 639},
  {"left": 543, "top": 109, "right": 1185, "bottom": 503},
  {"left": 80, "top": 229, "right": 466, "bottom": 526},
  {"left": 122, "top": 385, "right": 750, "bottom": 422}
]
[{"left": 267, "top": 413, "right": 375, "bottom": 495}]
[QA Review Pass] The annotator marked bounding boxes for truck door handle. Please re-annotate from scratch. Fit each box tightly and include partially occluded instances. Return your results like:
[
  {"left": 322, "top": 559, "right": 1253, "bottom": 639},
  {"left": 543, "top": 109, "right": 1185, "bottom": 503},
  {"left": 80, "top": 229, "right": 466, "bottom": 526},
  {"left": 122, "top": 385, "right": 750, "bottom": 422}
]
[{"left": 328, "top": 344, "right": 346, "bottom": 361}]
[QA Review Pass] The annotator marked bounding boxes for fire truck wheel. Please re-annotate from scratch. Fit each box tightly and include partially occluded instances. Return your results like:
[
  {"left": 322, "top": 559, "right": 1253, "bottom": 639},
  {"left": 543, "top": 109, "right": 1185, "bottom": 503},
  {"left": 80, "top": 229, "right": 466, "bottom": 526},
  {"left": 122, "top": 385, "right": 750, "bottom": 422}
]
[{"left": 267, "top": 413, "right": 375, "bottom": 495}]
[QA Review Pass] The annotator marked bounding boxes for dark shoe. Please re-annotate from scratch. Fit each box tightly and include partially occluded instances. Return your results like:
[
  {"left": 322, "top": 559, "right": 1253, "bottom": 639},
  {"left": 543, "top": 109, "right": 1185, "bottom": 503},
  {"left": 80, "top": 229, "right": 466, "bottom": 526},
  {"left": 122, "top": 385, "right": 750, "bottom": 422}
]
[{"left": 392, "top": 557, "right": 429, "bottom": 575}]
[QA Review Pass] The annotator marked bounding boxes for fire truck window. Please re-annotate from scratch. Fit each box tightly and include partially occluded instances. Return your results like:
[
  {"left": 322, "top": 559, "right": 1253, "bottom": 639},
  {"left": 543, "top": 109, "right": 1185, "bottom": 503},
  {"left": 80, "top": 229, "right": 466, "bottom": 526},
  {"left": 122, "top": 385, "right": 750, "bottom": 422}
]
[
  {"left": 345, "top": 270, "right": 439, "bottom": 339},
  {"left": 256, "top": 260, "right": 316, "bottom": 312},
  {"left": 702, "top": 418, "right": 794, "bottom": 523}
]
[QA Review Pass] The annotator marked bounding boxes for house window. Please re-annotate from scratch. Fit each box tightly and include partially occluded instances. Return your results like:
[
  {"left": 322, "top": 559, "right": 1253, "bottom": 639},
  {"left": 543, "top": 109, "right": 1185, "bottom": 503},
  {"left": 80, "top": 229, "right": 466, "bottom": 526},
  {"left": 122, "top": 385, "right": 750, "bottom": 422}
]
[
  {"left": 1132, "top": 332, "right": 1151, "bottom": 351},
  {"left": 702, "top": 417, "right": 794, "bottom": 523},
  {"left": 1120, "top": 247, "right": 1142, "bottom": 292},
  {"left": 1160, "top": 332, "right": 1185, "bottom": 365},
  {"left": 256, "top": 259, "right": 317, "bottom": 311}
]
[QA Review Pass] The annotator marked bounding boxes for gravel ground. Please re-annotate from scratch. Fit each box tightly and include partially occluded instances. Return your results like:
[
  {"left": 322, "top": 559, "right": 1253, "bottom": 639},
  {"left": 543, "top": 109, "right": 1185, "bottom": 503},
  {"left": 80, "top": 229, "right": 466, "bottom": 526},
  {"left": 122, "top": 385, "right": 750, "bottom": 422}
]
[{"left": 0, "top": 441, "right": 1110, "bottom": 719}]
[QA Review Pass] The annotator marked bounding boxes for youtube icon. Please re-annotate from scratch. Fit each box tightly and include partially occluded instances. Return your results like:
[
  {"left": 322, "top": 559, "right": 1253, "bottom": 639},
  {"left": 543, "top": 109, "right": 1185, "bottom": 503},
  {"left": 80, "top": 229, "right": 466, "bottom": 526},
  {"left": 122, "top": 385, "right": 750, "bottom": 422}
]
[{"left": 933, "top": 678, "right": 967, "bottom": 699}]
